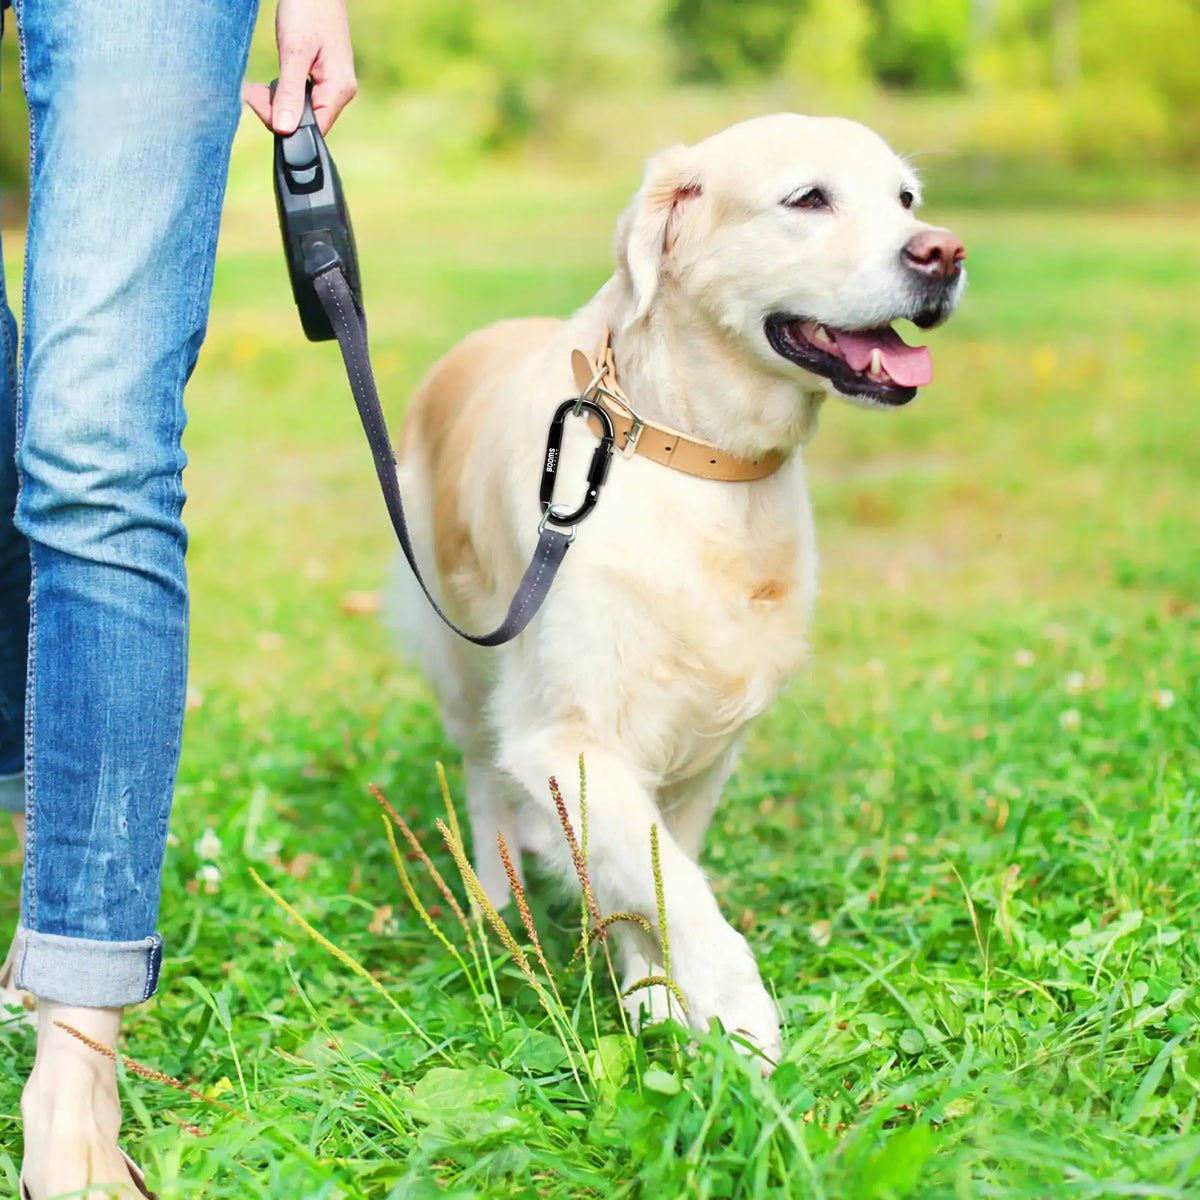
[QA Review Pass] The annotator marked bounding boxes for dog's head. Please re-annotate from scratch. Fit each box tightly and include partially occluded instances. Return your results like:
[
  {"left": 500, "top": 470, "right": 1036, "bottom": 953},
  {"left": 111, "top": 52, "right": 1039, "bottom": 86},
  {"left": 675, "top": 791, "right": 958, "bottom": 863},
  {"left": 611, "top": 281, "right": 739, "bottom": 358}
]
[{"left": 615, "top": 114, "right": 965, "bottom": 410}]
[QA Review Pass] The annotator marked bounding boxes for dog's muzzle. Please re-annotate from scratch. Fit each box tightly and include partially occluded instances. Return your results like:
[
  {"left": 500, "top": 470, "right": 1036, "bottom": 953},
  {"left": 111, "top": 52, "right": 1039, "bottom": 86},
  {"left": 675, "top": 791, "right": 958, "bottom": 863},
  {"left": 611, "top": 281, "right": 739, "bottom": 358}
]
[{"left": 902, "top": 229, "right": 967, "bottom": 329}]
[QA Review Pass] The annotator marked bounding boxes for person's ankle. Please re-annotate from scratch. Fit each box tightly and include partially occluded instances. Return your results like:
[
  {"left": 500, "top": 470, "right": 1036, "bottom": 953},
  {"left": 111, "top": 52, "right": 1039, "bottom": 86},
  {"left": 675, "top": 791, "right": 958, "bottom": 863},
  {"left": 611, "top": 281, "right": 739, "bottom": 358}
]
[
  {"left": 22, "top": 1049, "right": 120, "bottom": 1126},
  {"left": 20, "top": 1003, "right": 132, "bottom": 1197}
]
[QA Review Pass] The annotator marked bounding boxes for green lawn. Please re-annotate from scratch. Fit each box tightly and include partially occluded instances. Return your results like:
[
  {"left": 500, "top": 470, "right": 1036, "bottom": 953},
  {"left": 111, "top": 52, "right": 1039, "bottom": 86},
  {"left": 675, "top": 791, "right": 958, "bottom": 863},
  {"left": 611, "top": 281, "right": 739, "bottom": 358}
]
[{"left": 1, "top": 108, "right": 1198, "bottom": 1198}]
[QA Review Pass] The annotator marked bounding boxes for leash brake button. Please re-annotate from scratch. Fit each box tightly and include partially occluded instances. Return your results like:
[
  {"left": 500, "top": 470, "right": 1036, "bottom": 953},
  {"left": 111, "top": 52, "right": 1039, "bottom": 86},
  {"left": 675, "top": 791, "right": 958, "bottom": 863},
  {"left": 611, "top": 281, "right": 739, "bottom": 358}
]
[
  {"left": 283, "top": 126, "right": 319, "bottom": 170},
  {"left": 281, "top": 126, "right": 323, "bottom": 193}
]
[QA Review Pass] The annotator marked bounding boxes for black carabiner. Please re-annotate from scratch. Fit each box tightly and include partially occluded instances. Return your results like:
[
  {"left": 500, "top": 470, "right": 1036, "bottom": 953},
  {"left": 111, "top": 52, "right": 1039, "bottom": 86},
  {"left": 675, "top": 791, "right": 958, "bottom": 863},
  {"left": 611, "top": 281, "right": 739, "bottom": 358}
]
[{"left": 540, "top": 398, "right": 615, "bottom": 527}]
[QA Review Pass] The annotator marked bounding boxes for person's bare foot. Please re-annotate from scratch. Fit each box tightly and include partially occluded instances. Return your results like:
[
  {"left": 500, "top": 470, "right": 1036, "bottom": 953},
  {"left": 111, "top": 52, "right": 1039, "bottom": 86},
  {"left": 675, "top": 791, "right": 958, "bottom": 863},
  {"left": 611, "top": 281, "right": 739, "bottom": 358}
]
[{"left": 19, "top": 1003, "right": 150, "bottom": 1199}]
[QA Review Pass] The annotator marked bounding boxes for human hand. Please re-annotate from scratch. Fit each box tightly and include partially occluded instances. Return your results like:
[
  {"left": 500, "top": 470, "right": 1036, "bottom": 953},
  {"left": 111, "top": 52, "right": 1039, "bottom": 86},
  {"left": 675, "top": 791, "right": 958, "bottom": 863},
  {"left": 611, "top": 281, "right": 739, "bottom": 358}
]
[{"left": 243, "top": 0, "right": 356, "bottom": 136}]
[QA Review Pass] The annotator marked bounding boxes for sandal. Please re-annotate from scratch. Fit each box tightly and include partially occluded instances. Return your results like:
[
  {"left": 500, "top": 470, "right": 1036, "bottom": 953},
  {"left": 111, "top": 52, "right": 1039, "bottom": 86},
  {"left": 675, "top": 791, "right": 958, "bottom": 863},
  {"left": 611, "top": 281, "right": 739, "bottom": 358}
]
[{"left": 0, "top": 934, "right": 36, "bottom": 1026}]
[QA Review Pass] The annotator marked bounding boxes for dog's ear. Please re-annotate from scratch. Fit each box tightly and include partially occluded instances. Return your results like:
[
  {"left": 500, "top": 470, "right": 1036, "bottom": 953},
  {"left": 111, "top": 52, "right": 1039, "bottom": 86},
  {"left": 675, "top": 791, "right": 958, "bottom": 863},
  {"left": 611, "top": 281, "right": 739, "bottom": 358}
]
[{"left": 615, "top": 145, "right": 702, "bottom": 322}]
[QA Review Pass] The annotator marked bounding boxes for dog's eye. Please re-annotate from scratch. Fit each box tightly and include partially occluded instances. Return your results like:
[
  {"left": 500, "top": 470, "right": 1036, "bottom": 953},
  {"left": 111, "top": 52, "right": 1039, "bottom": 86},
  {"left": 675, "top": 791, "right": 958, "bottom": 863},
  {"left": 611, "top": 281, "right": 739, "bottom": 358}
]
[
  {"left": 785, "top": 187, "right": 829, "bottom": 211},
  {"left": 899, "top": 189, "right": 915, "bottom": 210}
]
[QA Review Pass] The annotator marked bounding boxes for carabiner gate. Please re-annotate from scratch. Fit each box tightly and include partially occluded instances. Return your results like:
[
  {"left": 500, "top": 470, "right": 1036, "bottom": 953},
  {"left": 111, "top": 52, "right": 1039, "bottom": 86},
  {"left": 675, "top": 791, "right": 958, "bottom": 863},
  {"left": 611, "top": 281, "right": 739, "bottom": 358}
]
[{"left": 539, "top": 398, "right": 615, "bottom": 529}]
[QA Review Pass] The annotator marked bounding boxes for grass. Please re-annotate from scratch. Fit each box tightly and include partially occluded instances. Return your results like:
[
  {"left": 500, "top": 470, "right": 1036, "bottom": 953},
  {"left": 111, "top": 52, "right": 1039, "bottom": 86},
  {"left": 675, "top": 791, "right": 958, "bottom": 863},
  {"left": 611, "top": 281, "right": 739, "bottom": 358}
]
[{"left": 1, "top": 97, "right": 1198, "bottom": 1198}]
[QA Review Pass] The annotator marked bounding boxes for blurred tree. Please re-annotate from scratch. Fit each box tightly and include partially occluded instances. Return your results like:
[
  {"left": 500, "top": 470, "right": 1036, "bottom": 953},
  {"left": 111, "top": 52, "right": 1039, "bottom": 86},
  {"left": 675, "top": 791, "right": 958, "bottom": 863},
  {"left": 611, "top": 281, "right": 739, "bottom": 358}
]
[
  {"left": 5, "top": 0, "right": 1195, "bottom": 189},
  {"left": 310, "top": 0, "right": 669, "bottom": 150},
  {"left": 865, "top": 0, "right": 973, "bottom": 90},
  {"left": 473, "top": 0, "right": 670, "bottom": 148},
  {"left": 666, "top": 0, "right": 806, "bottom": 81},
  {"left": 786, "top": 0, "right": 872, "bottom": 99},
  {"left": 1050, "top": 0, "right": 1078, "bottom": 89},
  {"left": 972, "top": 0, "right": 1073, "bottom": 90},
  {"left": 972, "top": 0, "right": 1200, "bottom": 162},
  {"left": 349, "top": 0, "right": 477, "bottom": 90},
  {"left": 1069, "top": 0, "right": 1200, "bottom": 162}
]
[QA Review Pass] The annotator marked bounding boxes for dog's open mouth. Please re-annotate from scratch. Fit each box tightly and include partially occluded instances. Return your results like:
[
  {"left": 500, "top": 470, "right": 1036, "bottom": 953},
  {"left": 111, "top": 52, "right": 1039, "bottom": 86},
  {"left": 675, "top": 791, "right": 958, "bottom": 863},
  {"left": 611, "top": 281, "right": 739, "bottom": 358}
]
[{"left": 765, "top": 316, "right": 932, "bottom": 406}]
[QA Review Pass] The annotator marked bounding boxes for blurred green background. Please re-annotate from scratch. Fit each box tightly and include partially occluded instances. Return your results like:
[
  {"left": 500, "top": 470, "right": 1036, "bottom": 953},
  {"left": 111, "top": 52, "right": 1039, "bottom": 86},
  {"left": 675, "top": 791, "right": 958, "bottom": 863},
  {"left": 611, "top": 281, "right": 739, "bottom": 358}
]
[
  {"left": 277, "top": 0, "right": 1199, "bottom": 206},
  {"left": 4, "top": 0, "right": 1200, "bottom": 204}
]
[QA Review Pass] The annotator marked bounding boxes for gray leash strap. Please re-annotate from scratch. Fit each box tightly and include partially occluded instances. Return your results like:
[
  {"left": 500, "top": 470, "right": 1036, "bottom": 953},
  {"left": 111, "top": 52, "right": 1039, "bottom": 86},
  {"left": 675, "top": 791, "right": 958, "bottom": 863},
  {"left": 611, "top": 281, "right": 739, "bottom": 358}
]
[{"left": 312, "top": 265, "right": 572, "bottom": 647}]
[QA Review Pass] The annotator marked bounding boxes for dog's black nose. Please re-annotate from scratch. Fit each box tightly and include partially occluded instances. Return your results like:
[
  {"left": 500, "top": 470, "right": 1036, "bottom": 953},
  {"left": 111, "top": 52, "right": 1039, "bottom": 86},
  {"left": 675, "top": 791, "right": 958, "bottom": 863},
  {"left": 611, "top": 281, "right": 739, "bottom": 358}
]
[{"left": 902, "top": 230, "right": 966, "bottom": 279}]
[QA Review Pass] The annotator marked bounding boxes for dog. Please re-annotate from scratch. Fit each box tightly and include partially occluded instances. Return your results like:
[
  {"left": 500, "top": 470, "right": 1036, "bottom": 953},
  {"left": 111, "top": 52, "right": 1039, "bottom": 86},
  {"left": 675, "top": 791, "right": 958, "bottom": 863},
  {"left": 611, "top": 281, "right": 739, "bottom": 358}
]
[{"left": 390, "top": 113, "right": 965, "bottom": 1067}]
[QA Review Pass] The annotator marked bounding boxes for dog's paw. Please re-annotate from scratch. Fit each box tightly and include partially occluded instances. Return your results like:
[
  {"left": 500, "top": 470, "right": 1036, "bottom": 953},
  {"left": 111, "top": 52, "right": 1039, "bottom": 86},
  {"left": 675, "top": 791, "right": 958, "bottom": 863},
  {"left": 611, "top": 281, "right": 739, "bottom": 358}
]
[
  {"left": 679, "top": 932, "right": 782, "bottom": 1072},
  {"left": 709, "top": 978, "right": 782, "bottom": 1072}
]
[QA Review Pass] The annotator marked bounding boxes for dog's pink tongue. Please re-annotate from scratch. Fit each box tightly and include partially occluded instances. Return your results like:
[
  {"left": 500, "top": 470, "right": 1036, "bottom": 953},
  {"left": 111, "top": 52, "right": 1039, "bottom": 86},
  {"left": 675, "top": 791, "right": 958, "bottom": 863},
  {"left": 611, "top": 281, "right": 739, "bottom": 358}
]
[{"left": 834, "top": 327, "right": 933, "bottom": 388}]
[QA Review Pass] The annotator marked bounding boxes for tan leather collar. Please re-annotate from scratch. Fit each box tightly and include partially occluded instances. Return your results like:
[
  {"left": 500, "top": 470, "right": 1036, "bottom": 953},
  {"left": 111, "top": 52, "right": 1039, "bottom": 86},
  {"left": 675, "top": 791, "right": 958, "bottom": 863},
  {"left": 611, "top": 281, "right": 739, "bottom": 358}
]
[{"left": 570, "top": 329, "right": 788, "bottom": 483}]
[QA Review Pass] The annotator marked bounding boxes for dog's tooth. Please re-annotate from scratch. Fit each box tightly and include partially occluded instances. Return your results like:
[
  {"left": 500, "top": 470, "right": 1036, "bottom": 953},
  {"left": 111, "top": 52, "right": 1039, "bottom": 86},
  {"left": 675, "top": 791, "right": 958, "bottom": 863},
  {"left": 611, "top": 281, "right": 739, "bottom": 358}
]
[
  {"left": 812, "top": 324, "right": 833, "bottom": 347},
  {"left": 869, "top": 347, "right": 885, "bottom": 379}
]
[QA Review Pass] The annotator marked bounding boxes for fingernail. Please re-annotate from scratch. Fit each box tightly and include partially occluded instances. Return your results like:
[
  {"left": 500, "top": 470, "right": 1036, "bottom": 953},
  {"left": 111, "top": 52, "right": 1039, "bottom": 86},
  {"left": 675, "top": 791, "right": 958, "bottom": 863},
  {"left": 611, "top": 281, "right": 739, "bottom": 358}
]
[{"left": 276, "top": 110, "right": 295, "bottom": 130}]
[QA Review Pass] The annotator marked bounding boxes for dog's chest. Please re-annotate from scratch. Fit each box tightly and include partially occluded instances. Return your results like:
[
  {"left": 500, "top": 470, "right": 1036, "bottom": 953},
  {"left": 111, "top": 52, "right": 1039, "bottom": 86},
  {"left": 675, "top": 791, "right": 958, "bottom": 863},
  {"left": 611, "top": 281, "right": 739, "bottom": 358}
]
[
  {"left": 586, "top": 490, "right": 817, "bottom": 774},
  {"left": 656, "top": 535, "right": 812, "bottom": 715},
  {"left": 532, "top": 438, "right": 819, "bottom": 776}
]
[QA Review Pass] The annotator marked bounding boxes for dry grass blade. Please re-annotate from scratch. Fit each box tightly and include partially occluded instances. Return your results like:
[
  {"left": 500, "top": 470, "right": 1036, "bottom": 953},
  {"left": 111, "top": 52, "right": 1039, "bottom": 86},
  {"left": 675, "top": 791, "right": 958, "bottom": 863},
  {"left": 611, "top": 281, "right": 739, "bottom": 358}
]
[
  {"left": 578, "top": 754, "right": 589, "bottom": 858},
  {"left": 53, "top": 1021, "right": 249, "bottom": 1122},
  {"left": 497, "top": 831, "right": 560, "bottom": 995},
  {"left": 437, "top": 763, "right": 479, "bottom": 919},
  {"left": 650, "top": 823, "right": 671, "bottom": 982},
  {"left": 372, "top": 782, "right": 475, "bottom": 947},
  {"left": 569, "top": 911, "right": 655, "bottom": 964},
  {"left": 949, "top": 861, "right": 990, "bottom": 974},
  {"left": 249, "top": 867, "right": 440, "bottom": 1052},
  {"left": 437, "top": 762, "right": 466, "bottom": 855},
  {"left": 549, "top": 775, "right": 602, "bottom": 928},
  {"left": 436, "top": 818, "right": 539, "bottom": 988},
  {"left": 622, "top": 976, "right": 690, "bottom": 1014},
  {"left": 382, "top": 816, "right": 466, "bottom": 968},
  {"left": 596, "top": 911, "right": 654, "bottom": 936},
  {"left": 567, "top": 756, "right": 638, "bottom": 1051},
  {"left": 162, "top": 1113, "right": 207, "bottom": 1138},
  {"left": 438, "top": 819, "right": 591, "bottom": 1093}
]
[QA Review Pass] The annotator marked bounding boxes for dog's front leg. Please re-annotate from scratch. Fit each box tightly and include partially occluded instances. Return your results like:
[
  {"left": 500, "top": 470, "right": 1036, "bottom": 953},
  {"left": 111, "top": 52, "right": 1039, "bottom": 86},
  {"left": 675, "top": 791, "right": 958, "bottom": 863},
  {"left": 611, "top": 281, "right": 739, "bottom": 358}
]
[
  {"left": 463, "top": 755, "right": 526, "bottom": 911},
  {"left": 618, "top": 745, "right": 743, "bottom": 1033},
  {"left": 499, "top": 731, "right": 781, "bottom": 1068},
  {"left": 657, "top": 743, "right": 742, "bottom": 862}
]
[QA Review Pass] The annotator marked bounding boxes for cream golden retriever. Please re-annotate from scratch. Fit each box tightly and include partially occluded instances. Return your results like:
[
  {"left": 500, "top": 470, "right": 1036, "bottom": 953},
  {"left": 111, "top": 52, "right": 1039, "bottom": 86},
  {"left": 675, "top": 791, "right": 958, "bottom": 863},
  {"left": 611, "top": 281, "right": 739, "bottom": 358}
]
[{"left": 390, "top": 113, "right": 966, "bottom": 1067}]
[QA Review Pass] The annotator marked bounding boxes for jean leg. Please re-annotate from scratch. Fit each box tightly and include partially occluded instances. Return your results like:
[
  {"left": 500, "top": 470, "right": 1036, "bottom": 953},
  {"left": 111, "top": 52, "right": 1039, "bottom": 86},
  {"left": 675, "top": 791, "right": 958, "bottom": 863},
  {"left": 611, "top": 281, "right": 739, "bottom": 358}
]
[
  {"left": 0, "top": 10, "right": 29, "bottom": 815},
  {"left": 10, "top": 0, "right": 258, "bottom": 1006}
]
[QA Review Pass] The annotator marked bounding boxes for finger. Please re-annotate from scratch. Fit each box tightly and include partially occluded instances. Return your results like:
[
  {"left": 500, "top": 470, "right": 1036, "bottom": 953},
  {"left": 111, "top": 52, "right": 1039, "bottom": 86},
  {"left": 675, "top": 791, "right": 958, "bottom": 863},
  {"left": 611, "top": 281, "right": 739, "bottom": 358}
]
[
  {"left": 311, "top": 72, "right": 357, "bottom": 136},
  {"left": 241, "top": 82, "right": 274, "bottom": 129},
  {"left": 310, "top": 52, "right": 357, "bottom": 136},
  {"left": 272, "top": 44, "right": 314, "bottom": 134}
]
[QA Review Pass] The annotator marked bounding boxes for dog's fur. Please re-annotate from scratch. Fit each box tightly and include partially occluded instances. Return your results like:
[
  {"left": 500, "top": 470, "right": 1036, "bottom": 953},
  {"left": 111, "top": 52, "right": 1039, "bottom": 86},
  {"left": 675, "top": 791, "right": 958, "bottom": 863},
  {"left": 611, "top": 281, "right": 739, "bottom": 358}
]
[{"left": 391, "top": 114, "right": 965, "bottom": 1064}]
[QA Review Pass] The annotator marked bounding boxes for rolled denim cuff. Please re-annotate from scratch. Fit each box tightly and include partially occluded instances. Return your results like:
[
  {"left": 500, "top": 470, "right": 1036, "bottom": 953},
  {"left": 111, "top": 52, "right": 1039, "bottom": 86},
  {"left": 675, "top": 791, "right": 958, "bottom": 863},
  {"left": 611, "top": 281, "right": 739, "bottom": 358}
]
[
  {"left": 13, "top": 926, "right": 163, "bottom": 1006},
  {"left": 0, "top": 771, "right": 23, "bottom": 814}
]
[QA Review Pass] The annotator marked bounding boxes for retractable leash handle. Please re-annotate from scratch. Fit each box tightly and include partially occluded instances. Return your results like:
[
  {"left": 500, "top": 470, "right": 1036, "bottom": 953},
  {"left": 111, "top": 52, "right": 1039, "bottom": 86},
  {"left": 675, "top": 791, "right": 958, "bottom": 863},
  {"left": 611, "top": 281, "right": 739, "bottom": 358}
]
[
  {"left": 273, "top": 85, "right": 610, "bottom": 646},
  {"left": 273, "top": 81, "right": 362, "bottom": 341}
]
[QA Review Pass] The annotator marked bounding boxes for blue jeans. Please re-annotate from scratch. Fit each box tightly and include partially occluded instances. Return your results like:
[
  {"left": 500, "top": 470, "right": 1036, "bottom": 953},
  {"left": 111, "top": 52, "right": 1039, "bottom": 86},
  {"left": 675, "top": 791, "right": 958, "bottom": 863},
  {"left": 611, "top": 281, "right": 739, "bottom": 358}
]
[{"left": 0, "top": 0, "right": 258, "bottom": 1006}]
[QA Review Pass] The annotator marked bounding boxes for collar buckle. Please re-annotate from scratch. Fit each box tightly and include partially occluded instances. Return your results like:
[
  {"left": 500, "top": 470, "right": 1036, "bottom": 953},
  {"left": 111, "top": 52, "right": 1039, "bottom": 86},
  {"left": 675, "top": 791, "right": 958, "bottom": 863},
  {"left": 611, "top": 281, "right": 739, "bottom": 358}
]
[
  {"left": 589, "top": 383, "right": 644, "bottom": 459},
  {"left": 621, "top": 414, "right": 645, "bottom": 458}
]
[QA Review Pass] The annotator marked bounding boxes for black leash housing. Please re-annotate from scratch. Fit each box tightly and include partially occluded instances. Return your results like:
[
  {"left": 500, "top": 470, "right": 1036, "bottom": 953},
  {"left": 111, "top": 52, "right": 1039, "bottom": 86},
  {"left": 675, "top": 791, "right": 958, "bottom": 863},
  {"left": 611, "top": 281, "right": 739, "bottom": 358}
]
[{"left": 274, "top": 83, "right": 363, "bottom": 342}]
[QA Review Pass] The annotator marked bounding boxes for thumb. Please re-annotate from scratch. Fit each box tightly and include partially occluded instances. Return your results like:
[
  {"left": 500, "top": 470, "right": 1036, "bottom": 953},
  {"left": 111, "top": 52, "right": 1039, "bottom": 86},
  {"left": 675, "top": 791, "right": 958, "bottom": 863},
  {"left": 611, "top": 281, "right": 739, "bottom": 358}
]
[{"left": 272, "top": 54, "right": 310, "bottom": 134}]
